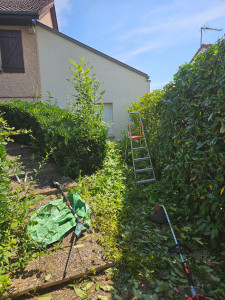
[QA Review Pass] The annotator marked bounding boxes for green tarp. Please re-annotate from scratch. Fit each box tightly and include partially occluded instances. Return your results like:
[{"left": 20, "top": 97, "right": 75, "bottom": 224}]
[{"left": 26, "top": 192, "right": 90, "bottom": 247}]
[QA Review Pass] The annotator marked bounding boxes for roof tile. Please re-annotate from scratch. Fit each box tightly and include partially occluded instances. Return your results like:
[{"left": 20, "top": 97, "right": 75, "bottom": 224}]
[{"left": 0, "top": 0, "right": 54, "bottom": 15}]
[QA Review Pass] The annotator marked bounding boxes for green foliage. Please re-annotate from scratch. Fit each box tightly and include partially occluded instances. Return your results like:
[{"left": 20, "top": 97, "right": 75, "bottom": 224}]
[
  {"left": 0, "top": 100, "right": 107, "bottom": 179},
  {"left": 0, "top": 43, "right": 224, "bottom": 299},
  {"left": 71, "top": 141, "right": 224, "bottom": 299},
  {"left": 67, "top": 57, "right": 105, "bottom": 116},
  {"left": 129, "top": 39, "right": 225, "bottom": 247},
  {"left": 0, "top": 117, "right": 41, "bottom": 296},
  {"left": 71, "top": 141, "right": 125, "bottom": 260},
  {"left": 67, "top": 57, "right": 107, "bottom": 139},
  {"left": 0, "top": 58, "right": 108, "bottom": 178}
]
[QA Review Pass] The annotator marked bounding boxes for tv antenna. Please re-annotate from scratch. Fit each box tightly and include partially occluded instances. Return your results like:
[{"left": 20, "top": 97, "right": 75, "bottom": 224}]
[{"left": 200, "top": 26, "right": 222, "bottom": 46}]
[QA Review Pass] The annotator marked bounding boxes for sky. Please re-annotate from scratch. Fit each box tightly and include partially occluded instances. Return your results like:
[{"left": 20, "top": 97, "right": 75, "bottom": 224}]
[{"left": 54, "top": 0, "right": 225, "bottom": 91}]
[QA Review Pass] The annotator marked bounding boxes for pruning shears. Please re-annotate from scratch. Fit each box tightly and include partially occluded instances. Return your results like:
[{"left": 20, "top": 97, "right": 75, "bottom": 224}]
[{"left": 15, "top": 172, "right": 28, "bottom": 184}]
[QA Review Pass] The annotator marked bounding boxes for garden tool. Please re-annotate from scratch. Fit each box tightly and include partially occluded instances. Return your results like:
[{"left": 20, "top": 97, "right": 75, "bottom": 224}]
[
  {"left": 149, "top": 205, "right": 211, "bottom": 300},
  {"left": 15, "top": 172, "right": 28, "bottom": 184},
  {"left": 51, "top": 178, "right": 87, "bottom": 279}
]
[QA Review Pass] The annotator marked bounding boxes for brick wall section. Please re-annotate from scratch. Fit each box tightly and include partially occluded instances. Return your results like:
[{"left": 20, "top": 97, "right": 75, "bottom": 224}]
[{"left": 0, "top": 25, "right": 41, "bottom": 101}]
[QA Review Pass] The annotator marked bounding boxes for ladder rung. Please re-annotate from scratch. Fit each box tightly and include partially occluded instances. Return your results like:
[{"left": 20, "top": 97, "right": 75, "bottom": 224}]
[
  {"left": 132, "top": 147, "right": 147, "bottom": 150},
  {"left": 136, "top": 179, "right": 156, "bottom": 184},
  {"left": 135, "top": 168, "right": 153, "bottom": 173},
  {"left": 131, "top": 136, "right": 144, "bottom": 140},
  {"left": 134, "top": 157, "right": 150, "bottom": 162}
]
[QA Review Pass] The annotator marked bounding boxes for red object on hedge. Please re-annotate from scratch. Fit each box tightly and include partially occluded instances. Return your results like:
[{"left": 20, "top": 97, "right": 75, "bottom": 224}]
[
  {"left": 186, "top": 295, "right": 211, "bottom": 300},
  {"left": 131, "top": 135, "right": 144, "bottom": 139}
]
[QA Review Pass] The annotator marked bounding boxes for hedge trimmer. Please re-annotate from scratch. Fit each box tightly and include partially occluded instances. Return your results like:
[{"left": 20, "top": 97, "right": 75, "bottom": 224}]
[
  {"left": 149, "top": 205, "right": 211, "bottom": 300},
  {"left": 51, "top": 178, "right": 87, "bottom": 279}
]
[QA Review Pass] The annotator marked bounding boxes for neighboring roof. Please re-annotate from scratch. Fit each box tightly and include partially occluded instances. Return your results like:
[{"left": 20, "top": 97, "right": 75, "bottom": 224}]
[
  {"left": 0, "top": 0, "right": 53, "bottom": 16},
  {"left": 190, "top": 44, "right": 212, "bottom": 63},
  {"left": 37, "top": 22, "right": 150, "bottom": 80}
]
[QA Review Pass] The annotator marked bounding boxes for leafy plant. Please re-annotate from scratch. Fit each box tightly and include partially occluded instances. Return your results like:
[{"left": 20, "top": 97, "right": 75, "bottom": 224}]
[
  {"left": 67, "top": 57, "right": 105, "bottom": 117},
  {"left": 128, "top": 39, "right": 225, "bottom": 248},
  {"left": 71, "top": 141, "right": 125, "bottom": 260},
  {"left": 0, "top": 116, "right": 42, "bottom": 296},
  {"left": 115, "top": 39, "right": 225, "bottom": 299},
  {"left": 0, "top": 99, "right": 107, "bottom": 179},
  {"left": 33, "top": 147, "right": 56, "bottom": 179}
]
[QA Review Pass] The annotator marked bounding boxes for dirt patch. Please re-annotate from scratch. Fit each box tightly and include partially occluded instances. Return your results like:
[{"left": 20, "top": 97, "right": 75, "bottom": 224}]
[
  {"left": 6, "top": 232, "right": 115, "bottom": 298},
  {"left": 5, "top": 142, "right": 116, "bottom": 299},
  {"left": 15, "top": 272, "right": 116, "bottom": 300}
]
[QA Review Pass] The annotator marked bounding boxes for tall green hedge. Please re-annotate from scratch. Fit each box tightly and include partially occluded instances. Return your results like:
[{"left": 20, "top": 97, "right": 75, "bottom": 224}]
[
  {"left": 0, "top": 100, "right": 108, "bottom": 178},
  {"left": 131, "top": 39, "right": 225, "bottom": 247}
]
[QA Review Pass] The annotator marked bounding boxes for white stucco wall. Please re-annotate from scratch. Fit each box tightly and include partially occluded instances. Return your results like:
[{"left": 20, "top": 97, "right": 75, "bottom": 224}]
[{"left": 36, "top": 24, "right": 150, "bottom": 139}]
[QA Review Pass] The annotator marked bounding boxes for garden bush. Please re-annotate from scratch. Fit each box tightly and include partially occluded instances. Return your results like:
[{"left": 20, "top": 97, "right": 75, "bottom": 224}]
[
  {"left": 0, "top": 117, "right": 38, "bottom": 295},
  {"left": 0, "top": 100, "right": 107, "bottom": 178},
  {"left": 130, "top": 39, "right": 225, "bottom": 248},
  {"left": 71, "top": 141, "right": 224, "bottom": 299},
  {"left": 0, "top": 59, "right": 108, "bottom": 178}
]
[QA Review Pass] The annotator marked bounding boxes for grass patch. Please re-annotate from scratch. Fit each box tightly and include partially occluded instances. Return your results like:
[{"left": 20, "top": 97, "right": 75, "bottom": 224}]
[
  {"left": 70, "top": 141, "right": 225, "bottom": 299},
  {"left": 71, "top": 141, "right": 126, "bottom": 261},
  {"left": 0, "top": 118, "right": 46, "bottom": 296}
]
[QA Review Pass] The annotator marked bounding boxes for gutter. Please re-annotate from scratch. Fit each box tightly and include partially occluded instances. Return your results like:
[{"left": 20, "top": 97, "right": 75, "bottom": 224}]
[
  {"left": 0, "top": 11, "right": 39, "bottom": 26},
  {"left": 0, "top": 10, "right": 39, "bottom": 18}
]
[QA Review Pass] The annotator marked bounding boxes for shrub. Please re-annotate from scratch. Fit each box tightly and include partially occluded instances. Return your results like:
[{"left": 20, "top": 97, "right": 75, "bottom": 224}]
[
  {"left": 0, "top": 59, "right": 108, "bottom": 178},
  {"left": 0, "top": 117, "right": 36, "bottom": 295},
  {"left": 129, "top": 39, "right": 225, "bottom": 247},
  {"left": 0, "top": 100, "right": 107, "bottom": 178}
]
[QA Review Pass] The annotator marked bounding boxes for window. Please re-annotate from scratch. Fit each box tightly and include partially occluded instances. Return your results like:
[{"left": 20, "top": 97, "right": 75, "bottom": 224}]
[
  {"left": 0, "top": 30, "right": 25, "bottom": 73},
  {"left": 102, "top": 103, "right": 113, "bottom": 136}
]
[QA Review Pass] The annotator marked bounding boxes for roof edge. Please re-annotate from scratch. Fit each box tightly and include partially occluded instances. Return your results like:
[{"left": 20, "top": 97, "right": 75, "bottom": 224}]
[
  {"left": 36, "top": 21, "right": 149, "bottom": 79},
  {"left": 50, "top": 5, "right": 58, "bottom": 31},
  {"left": 190, "top": 44, "right": 212, "bottom": 63},
  {"left": 38, "top": 1, "right": 54, "bottom": 19}
]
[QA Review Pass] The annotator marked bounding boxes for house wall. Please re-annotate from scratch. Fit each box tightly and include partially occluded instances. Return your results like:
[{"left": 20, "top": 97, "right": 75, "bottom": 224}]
[
  {"left": 36, "top": 25, "right": 150, "bottom": 139},
  {"left": 0, "top": 25, "right": 41, "bottom": 102},
  {"left": 39, "top": 11, "right": 53, "bottom": 29}
]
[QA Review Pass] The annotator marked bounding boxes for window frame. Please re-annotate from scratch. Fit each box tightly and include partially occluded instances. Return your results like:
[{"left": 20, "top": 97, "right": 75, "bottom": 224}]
[
  {"left": 0, "top": 29, "right": 25, "bottom": 73},
  {"left": 102, "top": 102, "right": 113, "bottom": 137}
]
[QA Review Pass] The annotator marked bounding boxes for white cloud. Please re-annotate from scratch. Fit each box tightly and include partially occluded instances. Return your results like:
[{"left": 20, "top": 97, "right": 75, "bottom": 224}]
[
  {"left": 121, "top": 2, "right": 225, "bottom": 41},
  {"left": 118, "top": 24, "right": 163, "bottom": 43},
  {"left": 115, "top": 1, "right": 225, "bottom": 61},
  {"left": 170, "top": 4, "right": 225, "bottom": 32},
  {"left": 54, "top": 0, "right": 73, "bottom": 28},
  {"left": 116, "top": 39, "right": 164, "bottom": 62},
  {"left": 54, "top": 0, "right": 71, "bottom": 13}
]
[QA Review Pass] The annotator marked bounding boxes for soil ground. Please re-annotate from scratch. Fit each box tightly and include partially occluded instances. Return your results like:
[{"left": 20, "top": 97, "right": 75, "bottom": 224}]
[{"left": 5, "top": 142, "right": 116, "bottom": 300}]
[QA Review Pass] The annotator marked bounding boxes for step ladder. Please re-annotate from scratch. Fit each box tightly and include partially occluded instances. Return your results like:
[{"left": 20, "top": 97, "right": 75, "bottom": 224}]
[{"left": 128, "top": 112, "right": 156, "bottom": 185}]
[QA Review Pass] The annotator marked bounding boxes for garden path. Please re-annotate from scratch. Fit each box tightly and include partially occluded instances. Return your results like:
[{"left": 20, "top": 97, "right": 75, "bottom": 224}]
[{"left": 5, "top": 142, "right": 115, "bottom": 300}]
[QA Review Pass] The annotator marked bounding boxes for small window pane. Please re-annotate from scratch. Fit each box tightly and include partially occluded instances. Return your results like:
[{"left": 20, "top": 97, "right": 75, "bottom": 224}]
[{"left": 103, "top": 103, "right": 113, "bottom": 136}]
